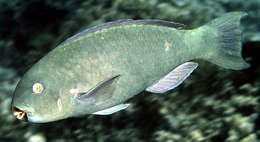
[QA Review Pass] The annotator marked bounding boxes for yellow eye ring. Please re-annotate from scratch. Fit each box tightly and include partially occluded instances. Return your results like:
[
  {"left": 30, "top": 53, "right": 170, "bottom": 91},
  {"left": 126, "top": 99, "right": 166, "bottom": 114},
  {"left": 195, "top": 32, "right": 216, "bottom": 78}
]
[{"left": 33, "top": 83, "right": 44, "bottom": 94}]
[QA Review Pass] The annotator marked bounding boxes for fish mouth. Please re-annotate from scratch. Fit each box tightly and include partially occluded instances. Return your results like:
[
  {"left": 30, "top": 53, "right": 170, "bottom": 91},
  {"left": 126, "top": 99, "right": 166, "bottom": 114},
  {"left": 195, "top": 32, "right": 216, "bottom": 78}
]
[{"left": 11, "top": 105, "right": 30, "bottom": 122}]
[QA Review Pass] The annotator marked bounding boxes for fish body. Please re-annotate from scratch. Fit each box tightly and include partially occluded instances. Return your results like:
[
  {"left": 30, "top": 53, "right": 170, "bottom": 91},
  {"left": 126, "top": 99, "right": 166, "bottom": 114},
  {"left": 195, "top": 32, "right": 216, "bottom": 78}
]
[{"left": 11, "top": 12, "right": 250, "bottom": 123}]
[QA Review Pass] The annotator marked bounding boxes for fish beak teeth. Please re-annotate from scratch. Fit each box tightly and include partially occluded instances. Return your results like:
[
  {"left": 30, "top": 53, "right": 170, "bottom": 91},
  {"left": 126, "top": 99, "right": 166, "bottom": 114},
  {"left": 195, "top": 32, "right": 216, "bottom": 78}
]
[
  {"left": 15, "top": 112, "right": 25, "bottom": 120},
  {"left": 11, "top": 105, "right": 30, "bottom": 121}
]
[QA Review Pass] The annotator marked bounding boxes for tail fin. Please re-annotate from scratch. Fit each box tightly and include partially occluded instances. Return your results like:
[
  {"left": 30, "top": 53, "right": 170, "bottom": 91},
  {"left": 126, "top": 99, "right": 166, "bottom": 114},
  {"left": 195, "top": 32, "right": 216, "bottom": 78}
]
[{"left": 202, "top": 12, "right": 250, "bottom": 70}]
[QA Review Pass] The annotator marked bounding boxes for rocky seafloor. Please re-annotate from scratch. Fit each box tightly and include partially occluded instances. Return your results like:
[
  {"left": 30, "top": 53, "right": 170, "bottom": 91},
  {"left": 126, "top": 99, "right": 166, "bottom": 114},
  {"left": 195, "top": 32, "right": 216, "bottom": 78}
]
[{"left": 0, "top": 0, "right": 259, "bottom": 142}]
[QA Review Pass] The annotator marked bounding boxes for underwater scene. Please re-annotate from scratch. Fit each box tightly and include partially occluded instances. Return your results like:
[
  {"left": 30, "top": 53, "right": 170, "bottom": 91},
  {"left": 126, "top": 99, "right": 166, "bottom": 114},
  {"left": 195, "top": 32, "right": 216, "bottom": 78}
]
[{"left": 0, "top": 0, "right": 260, "bottom": 142}]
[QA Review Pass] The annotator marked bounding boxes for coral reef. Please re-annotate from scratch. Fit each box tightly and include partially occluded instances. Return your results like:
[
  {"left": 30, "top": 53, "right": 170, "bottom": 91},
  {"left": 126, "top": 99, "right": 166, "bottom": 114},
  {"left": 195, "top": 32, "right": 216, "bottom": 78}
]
[{"left": 0, "top": 0, "right": 259, "bottom": 141}]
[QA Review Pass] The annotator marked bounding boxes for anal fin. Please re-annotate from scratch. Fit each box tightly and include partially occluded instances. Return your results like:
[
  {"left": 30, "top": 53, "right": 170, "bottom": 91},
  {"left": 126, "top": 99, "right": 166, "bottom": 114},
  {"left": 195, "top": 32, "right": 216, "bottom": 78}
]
[{"left": 146, "top": 62, "right": 198, "bottom": 93}]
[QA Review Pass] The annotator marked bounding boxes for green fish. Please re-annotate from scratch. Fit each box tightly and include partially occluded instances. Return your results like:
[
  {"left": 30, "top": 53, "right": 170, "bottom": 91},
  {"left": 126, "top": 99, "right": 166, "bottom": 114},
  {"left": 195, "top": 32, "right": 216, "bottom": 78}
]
[{"left": 11, "top": 12, "right": 250, "bottom": 123}]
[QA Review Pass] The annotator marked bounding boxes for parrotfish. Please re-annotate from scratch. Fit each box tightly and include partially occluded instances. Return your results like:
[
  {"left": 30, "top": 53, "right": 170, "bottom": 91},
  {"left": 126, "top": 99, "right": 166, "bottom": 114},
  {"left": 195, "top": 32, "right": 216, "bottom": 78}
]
[{"left": 11, "top": 12, "right": 250, "bottom": 123}]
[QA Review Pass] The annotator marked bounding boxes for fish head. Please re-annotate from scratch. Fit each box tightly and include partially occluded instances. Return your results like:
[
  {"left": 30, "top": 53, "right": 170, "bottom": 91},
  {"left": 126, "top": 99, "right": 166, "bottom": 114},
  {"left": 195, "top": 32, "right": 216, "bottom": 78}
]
[{"left": 11, "top": 65, "right": 72, "bottom": 123}]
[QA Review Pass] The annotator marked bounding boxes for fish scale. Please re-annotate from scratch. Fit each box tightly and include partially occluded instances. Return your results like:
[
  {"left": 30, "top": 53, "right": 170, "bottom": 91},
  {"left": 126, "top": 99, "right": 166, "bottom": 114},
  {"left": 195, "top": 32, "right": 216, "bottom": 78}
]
[
  {"left": 60, "top": 24, "right": 193, "bottom": 115},
  {"left": 75, "top": 25, "right": 190, "bottom": 104},
  {"left": 56, "top": 24, "right": 189, "bottom": 116}
]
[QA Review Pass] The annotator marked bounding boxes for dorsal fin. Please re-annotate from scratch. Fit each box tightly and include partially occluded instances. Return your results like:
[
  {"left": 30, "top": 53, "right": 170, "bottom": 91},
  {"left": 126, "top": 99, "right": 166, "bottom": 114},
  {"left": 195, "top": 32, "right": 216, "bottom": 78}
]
[
  {"left": 60, "top": 19, "right": 132, "bottom": 45},
  {"left": 60, "top": 19, "right": 185, "bottom": 46},
  {"left": 134, "top": 19, "right": 185, "bottom": 29}
]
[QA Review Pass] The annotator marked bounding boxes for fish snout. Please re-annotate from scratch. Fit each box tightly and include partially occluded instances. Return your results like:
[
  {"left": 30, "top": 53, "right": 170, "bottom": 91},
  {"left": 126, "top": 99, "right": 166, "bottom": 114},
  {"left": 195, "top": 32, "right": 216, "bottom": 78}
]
[{"left": 11, "top": 105, "right": 30, "bottom": 121}]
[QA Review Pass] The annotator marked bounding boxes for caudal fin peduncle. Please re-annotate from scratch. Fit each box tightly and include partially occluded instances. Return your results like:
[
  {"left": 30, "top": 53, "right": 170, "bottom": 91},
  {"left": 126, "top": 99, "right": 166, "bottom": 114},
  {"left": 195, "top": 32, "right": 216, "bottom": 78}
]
[{"left": 201, "top": 12, "right": 250, "bottom": 70}]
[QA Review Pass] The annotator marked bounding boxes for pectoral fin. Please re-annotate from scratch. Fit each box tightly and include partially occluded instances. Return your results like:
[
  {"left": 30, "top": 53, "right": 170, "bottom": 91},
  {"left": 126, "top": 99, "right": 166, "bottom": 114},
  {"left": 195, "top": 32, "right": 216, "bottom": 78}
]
[
  {"left": 77, "top": 75, "right": 120, "bottom": 103},
  {"left": 146, "top": 62, "right": 198, "bottom": 93},
  {"left": 92, "top": 104, "right": 130, "bottom": 115}
]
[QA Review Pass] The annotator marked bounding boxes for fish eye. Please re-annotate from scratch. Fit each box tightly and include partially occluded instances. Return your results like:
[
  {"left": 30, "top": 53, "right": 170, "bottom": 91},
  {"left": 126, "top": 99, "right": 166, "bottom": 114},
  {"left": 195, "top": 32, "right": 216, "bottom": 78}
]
[{"left": 33, "top": 83, "right": 44, "bottom": 94}]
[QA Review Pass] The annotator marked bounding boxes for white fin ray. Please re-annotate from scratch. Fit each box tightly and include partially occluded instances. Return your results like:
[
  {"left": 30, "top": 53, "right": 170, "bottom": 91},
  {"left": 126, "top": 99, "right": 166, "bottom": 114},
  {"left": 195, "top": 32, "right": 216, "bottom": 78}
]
[
  {"left": 146, "top": 62, "right": 198, "bottom": 93},
  {"left": 92, "top": 104, "right": 130, "bottom": 115}
]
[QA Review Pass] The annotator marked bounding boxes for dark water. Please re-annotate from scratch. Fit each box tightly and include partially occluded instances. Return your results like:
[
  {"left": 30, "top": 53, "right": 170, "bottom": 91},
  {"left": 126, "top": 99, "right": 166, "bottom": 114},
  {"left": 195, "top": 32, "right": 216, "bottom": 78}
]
[{"left": 0, "top": 0, "right": 259, "bottom": 142}]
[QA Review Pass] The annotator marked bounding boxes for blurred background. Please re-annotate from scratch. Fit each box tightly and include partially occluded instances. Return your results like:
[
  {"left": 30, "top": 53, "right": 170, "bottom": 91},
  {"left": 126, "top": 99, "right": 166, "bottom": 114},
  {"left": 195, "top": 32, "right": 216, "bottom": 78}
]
[{"left": 0, "top": 0, "right": 259, "bottom": 142}]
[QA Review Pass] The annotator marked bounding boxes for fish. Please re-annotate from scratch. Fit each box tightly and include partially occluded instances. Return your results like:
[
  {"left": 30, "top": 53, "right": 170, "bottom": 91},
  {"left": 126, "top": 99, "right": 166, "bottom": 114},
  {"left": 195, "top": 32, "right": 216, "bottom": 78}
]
[{"left": 11, "top": 12, "right": 250, "bottom": 123}]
